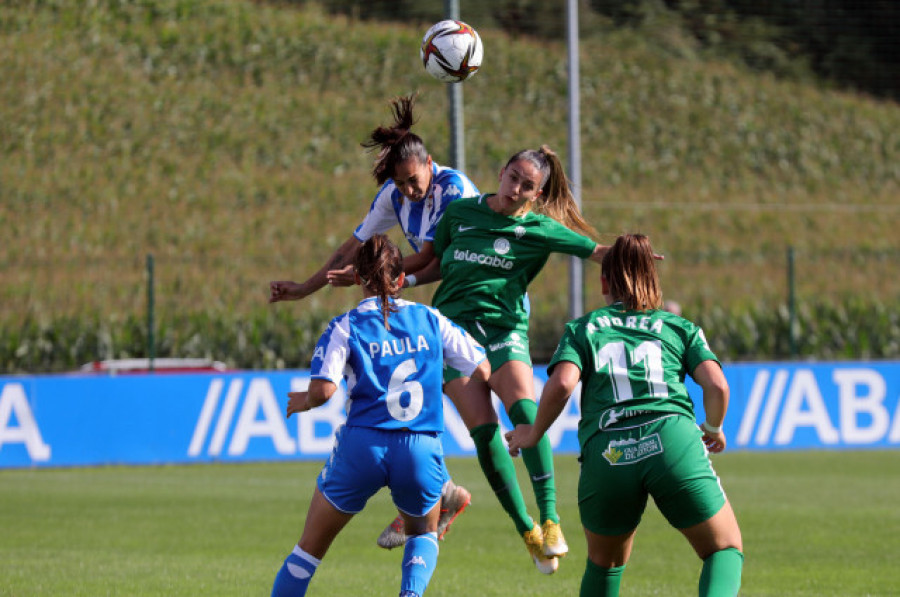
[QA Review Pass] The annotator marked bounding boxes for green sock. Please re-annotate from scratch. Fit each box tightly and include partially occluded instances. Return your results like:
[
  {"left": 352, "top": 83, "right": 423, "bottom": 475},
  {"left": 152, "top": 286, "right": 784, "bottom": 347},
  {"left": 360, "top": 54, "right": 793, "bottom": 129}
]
[
  {"left": 580, "top": 559, "right": 625, "bottom": 597},
  {"left": 699, "top": 548, "right": 743, "bottom": 597},
  {"left": 470, "top": 423, "right": 533, "bottom": 535},
  {"left": 508, "top": 399, "right": 558, "bottom": 524}
]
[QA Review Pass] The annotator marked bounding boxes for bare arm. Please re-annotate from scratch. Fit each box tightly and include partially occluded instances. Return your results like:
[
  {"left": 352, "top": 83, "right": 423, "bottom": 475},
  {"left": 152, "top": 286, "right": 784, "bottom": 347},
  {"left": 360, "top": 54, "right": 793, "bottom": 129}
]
[
  {"left": 505, "top": 361, "right": 581, "bottom": 456},
  {"left": 403, "top": 253, "right": 443, "bottom": 288},
  {"left": 693, "top": 359, "right": 730, "bottom": 453},
  {"left": 402, "top": 242, "right": 436, "bottom": 275},
  {"left": 587, "top": 244, "right": 610, "bottom": 264},
  {"left": 269, "top": 236, "right": 362, "bottom": 302},
  {"left": 586, "top": 243, "right": 664, "bottom": 265},
  {"left": 286, "top": 379, "right": 339, "bottom": 417}
]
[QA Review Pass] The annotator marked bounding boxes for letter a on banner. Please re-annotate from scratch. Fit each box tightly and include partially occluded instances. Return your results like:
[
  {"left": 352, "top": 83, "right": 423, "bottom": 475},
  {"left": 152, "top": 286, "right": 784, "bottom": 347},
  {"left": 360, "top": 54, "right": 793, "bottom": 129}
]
[{"left": 0, "top": 383, "right": 51, "bottom": 461}]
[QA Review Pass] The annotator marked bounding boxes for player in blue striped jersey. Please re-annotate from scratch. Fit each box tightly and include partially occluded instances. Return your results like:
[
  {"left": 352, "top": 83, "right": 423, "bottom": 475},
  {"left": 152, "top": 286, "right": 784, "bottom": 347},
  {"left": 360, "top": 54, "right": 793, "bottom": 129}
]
[
  {"left": 269, "top": 94, "right": 479, "bottom": 549},
  {"left": 270, "top": 235, "right": 489, "bottom": 597},
  {"left": 269, "top": 94, "right": 479, "bottom": 300}
]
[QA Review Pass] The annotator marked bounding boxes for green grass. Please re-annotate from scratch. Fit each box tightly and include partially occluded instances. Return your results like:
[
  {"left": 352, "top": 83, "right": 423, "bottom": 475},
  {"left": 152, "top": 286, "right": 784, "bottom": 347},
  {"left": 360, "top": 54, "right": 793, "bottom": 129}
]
[
  {"left": 1, "top": 451, "right": 897, "bottom": 596},
  {"left": 1, "top": 1, "right": 898, "bottom": 369},
  {"left": 2, "top": 0, "right": 899, "bottom": 324}
]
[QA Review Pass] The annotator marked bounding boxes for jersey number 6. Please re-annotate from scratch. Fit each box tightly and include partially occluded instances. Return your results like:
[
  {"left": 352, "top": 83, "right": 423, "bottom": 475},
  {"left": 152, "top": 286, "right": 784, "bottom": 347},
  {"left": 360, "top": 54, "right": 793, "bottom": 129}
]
[{"left": 386, "top": 358, "right": 425, "bottom": 422}]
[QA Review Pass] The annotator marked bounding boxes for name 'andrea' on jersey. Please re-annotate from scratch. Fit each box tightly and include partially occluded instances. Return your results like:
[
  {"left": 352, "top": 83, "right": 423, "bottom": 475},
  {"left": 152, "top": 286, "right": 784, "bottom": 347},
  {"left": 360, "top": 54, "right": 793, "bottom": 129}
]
[
  {"left": 353, "top": 162, "right": 480, "bottom": 253},
  {"left": 310, "top": 296, "right": 486, "bottom": 433}
]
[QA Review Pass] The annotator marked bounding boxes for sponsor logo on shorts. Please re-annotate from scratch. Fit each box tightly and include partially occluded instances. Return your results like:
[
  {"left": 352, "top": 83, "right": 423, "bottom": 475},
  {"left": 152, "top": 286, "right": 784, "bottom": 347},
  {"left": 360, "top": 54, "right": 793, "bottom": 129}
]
[
  {"left": 602, "top": 433, "right": 663, "bottom": 465},
  {"left": 488, "top": 332, "right": 526, "bottom": 353}
]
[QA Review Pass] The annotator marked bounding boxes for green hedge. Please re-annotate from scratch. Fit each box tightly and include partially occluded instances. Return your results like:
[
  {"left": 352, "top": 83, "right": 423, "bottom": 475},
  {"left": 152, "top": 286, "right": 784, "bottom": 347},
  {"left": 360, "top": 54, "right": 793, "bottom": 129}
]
[{"left": 3, "top": 300, "right": 897, "bottom": 374}]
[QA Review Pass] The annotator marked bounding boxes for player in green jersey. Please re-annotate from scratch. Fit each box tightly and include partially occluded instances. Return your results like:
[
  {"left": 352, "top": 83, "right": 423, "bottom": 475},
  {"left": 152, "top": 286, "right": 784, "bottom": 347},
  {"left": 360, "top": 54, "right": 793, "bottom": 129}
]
[
  {"left": 506, "top": 234, "right": 743, "bottom": 596},
  {"left": 406, "top": 145, "right": 610, "bottom": 574}
]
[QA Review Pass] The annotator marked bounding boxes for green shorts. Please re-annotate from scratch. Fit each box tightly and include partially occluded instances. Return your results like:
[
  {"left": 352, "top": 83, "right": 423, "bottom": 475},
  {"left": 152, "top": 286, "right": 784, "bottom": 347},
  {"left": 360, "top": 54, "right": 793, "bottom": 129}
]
[
  {"left": 578, "top": 414, "right": 726, "bottom": 535},
  {"left": 443, "top": 319, "right": 531, "bottom": 383}
]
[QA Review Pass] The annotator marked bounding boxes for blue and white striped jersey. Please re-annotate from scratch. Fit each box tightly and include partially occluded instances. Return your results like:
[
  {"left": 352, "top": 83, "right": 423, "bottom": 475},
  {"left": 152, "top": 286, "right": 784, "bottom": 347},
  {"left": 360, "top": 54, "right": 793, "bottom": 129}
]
[
  {"left": 310, "top": 297, "right": 486, "bottom": 432},
  {"left": 353, "top": 162, "right": 479, "bottom": 254}
]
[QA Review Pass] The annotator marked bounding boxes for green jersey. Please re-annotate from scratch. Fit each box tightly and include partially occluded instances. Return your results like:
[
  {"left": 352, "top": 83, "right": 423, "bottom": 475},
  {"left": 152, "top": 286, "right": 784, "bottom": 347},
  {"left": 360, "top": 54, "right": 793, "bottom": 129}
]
[
  {"left": 431, "top": 195, "right": 597, "bottom": 328},
  {"left": 548, "top": 302, "right": 720, "bottom": 449}
]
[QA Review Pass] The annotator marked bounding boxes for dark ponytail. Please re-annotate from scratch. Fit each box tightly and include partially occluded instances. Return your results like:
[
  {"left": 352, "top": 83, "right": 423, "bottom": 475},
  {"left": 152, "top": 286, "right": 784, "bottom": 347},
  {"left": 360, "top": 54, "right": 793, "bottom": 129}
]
[
  {"left": 354, "top": 234, "right": 404, "bottom": 329},
  {"left": 361, "top": 94, "right": 429, "bottom": 185}
]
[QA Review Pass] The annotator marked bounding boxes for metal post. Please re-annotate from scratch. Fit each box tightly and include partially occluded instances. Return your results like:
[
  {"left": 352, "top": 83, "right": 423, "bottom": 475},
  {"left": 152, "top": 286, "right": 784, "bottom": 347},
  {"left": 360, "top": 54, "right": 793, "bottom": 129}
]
[
  {"left": 146, "top": 254, "right": 155, "bottom": 372},
  {"left": 788, "top": 246, "right": 797, "bottom": 358},
  {"left": 567, "top": 0, "right": 584, "bottom": 319},
  {"left": 445, "top": 0, "right": 464, "bottom": 170}
]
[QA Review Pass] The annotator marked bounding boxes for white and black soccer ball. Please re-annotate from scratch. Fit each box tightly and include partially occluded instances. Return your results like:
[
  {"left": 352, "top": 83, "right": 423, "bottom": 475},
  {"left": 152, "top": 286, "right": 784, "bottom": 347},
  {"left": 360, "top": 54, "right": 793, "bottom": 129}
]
[{"left": 420, "top": 20, "right": 483, "bottom": 83}]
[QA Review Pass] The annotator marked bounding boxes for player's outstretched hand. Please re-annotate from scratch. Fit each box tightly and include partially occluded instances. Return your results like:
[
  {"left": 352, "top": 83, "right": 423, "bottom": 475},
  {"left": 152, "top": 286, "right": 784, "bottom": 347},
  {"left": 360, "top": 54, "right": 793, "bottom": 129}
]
[
  {"left": 326, "top": 264, "right": 357, "bottom": 287},
  {"left": 286, "top": 391, "right": 310, "bottom": 418},
  {"left": 505, "top": 424, "right": 538, "bottom": 457},
  {"left": 269, "top": 281, "right": 303, "bottom": 303}
]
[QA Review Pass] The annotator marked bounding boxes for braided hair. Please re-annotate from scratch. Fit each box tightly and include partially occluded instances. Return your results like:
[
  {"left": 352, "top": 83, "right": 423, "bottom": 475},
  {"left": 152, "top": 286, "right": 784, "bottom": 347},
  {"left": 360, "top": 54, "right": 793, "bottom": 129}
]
[
  {"left": 361, "top": 94, "right": 429, "bottom": 186},
  {"left": 354, "top": 234, "right": 404, "bottom": 330}
]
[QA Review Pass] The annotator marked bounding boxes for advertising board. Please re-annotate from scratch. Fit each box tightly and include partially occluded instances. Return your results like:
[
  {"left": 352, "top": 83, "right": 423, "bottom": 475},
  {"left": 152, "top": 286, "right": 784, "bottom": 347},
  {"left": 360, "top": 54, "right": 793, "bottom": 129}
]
[{"left": 2, "top": 362, "right": 898, "bottom": 468}]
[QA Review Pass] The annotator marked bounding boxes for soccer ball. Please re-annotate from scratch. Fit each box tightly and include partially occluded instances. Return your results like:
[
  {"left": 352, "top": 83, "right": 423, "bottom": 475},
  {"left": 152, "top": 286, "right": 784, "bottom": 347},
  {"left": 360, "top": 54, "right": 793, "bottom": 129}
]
[{"left": 420, "top": 20, "right": 483, "bottom": 83}]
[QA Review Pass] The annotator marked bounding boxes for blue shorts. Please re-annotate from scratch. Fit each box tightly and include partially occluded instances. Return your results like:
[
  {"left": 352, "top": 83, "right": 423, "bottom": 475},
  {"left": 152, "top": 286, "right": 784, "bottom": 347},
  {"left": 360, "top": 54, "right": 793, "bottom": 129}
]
[{"left": 317, "top": 425, "right": 448, "bottom": 516}]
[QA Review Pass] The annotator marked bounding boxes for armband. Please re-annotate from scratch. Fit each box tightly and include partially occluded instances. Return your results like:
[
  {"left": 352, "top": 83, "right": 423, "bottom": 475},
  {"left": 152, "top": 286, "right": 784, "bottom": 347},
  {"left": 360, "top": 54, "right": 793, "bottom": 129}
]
[
  {"left": 406, "top": 274, "right": 417, "bottom": 288},
  {"left": 701, "top": 422, "right": 722, "bottom": 434}
]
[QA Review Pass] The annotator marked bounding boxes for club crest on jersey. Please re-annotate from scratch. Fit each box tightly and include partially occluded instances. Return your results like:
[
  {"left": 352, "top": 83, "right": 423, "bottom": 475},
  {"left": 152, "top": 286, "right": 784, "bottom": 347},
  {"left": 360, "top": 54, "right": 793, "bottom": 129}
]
[
  {"left": 493, "top": 238, "right": 511, "bottom": 255},
  {"left": 514, "top": 225, "right": 526, "bottom": 239}
]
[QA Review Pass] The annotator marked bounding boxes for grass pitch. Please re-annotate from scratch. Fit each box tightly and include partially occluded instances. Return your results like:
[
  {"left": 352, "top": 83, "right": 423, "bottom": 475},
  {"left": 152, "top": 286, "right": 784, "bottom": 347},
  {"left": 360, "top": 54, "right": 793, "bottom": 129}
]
[{"left": 1, "top": 450, "right": 897, "bottom": 596}]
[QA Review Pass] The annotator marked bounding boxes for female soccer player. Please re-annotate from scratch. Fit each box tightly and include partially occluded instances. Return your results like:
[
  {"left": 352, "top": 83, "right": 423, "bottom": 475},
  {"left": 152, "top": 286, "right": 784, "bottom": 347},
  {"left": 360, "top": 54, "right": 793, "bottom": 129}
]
[
  {"left": 506, "top": 234, "right": 744, "bottom": 596},
  {"left": 268, "top": 93, "right": 479, "bottom": 296},
  {"left": 269, "top": 235, "right": 489, "bottom": 597},
  {"left": 269, "top": 94, "right": 478, "bottom": 548},
  {"left": 406, "top": 145, "right": 615, "bottom": 574}
]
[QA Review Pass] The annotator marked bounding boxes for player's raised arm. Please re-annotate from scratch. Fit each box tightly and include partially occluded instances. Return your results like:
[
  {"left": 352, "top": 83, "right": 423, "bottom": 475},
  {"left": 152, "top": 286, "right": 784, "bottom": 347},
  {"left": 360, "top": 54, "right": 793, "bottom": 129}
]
[{"left": 269, "top": 236, "right": 362, "bottom": 303}]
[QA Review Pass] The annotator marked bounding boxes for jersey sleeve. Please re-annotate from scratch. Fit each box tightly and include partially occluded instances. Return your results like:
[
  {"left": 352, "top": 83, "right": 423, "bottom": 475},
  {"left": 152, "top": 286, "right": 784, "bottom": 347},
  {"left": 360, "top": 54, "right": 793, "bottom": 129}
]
[
  {"left": 432, "top": 199, "right": 456, "bottom": 258},
  {"left": 353, "top": 182, "right": 397, "bottom": 242},
  {"left": 542, "top": 218, "right": 597, "bottom": 259},
  {"left": 433, "top": 307, "right": 486, "bottom": 377},
  {"left": 309, "top": 313, "right": 351, "bottom": 385},
  {"left": 684, "top": 324, "right": 720, "bottom": 375},
  {"left": 547, "top": 322, "right": 585, "bottom": 375},
  {"left": 424, "top": 170, "right": 478, "bottom": 242}
]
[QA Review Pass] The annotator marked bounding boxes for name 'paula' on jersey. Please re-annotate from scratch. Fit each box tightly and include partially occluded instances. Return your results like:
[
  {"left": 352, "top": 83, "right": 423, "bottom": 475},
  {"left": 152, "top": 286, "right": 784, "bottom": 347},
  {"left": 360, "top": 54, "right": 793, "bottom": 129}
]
[{"left": 368, "top": 335, "right": 432, "bottom": 359}]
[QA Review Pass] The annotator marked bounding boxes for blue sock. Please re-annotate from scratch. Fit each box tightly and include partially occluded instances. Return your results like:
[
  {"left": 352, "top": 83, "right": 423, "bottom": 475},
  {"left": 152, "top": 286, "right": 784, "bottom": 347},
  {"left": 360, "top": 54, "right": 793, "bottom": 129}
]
[
  {"left": 400, "top": 532, "right": 439, "bottom": 596},
  {"left": 271, "top": 545, "right": 320, "bottom": 597}
]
